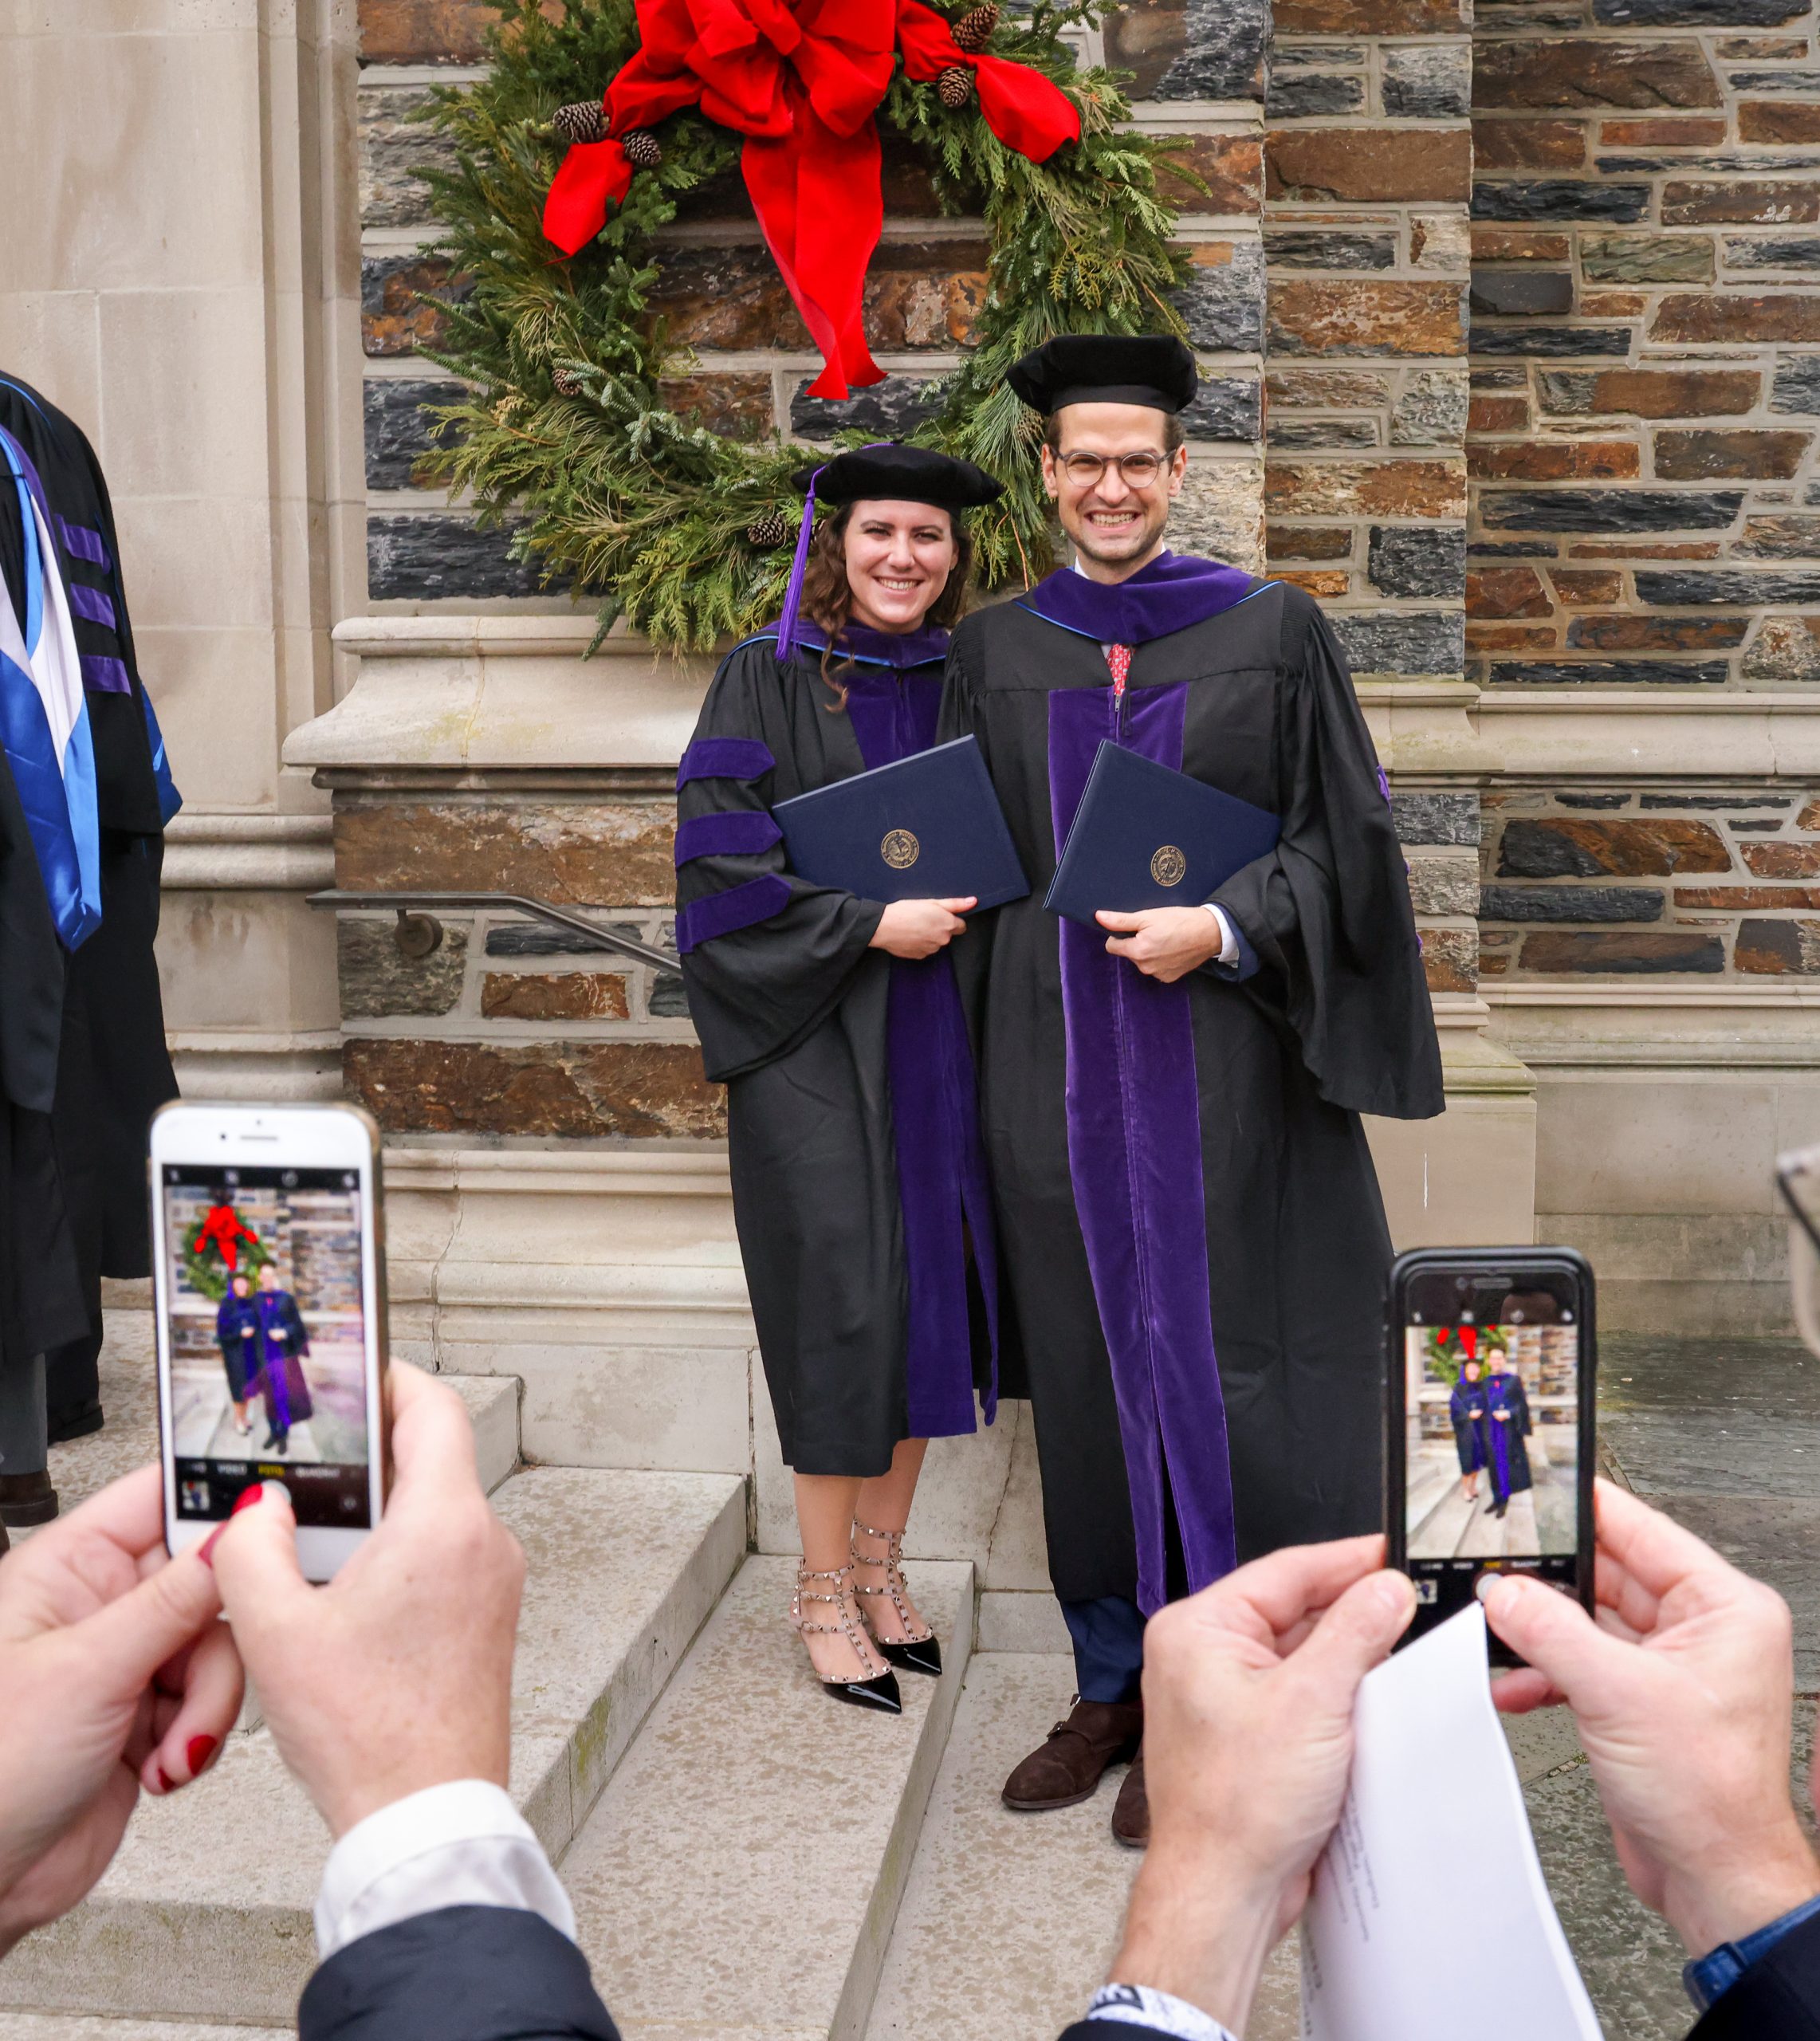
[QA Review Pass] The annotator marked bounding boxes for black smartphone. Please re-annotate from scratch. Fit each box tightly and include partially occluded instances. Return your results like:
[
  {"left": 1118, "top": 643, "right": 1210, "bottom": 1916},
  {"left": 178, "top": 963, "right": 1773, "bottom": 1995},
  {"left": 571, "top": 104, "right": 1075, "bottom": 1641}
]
[{"left": 1386, "top": 1246, "right": 1597, "bottom": 1665}]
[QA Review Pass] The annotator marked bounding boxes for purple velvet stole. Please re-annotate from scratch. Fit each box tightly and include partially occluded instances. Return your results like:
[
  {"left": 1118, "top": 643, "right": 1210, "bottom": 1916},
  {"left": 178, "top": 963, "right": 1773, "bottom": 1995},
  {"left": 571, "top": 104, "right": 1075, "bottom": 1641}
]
[
  {"left": 843, "top": 661, "right": 1000, "bottom": 1437},
  {"left": 1048, "top": 679, "right": 1237, "bottom": 1614}
]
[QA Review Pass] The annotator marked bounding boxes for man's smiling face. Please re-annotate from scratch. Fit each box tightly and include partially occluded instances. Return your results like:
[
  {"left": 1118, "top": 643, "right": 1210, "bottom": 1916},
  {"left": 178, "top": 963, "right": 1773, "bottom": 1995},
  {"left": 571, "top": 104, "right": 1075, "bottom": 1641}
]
[{"left": 1040, "top": 402, "right": 1188, "bottom": 580}]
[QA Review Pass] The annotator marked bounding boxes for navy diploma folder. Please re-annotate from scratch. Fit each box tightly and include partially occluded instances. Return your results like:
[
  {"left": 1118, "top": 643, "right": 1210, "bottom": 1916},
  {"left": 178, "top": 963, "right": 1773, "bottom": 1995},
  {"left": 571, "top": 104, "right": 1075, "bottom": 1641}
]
[
  {"left": 773, "top": 736, "right": 1030, "bottom": 910},
  {"left": 1044, "top": 741, "right": 1280, "bottom": 926}
]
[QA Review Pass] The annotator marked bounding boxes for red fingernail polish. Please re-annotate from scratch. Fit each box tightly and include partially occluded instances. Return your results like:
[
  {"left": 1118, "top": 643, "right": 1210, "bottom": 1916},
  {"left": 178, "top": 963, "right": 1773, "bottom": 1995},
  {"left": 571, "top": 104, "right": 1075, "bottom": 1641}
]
[
  {"left": 232, "top": 1484, "right": 265, "bottom": 1516},
  {"left": 186, "top": 1735, "right": 217, "bottom": 1778},
  {"left": 156, "top": 1768, "right": 175, "bottom": 1795}
]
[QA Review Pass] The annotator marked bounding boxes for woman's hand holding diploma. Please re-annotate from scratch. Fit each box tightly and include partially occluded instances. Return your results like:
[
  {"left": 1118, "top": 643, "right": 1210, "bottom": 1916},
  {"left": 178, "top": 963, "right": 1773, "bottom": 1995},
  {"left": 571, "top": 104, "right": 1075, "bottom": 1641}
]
[{"left": 869, "top": 897, "right": 975, "bottom": 959}]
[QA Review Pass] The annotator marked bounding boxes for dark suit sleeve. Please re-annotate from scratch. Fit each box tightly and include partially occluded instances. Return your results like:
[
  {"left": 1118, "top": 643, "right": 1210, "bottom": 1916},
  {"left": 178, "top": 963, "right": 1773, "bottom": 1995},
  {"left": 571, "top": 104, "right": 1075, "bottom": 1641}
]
[
  {"left": 1690, "top": 1912, "right": 1820, "bottom": 2039},
  {"left": 298, "top": 1906, "right": 620, "bottom": 2041}
]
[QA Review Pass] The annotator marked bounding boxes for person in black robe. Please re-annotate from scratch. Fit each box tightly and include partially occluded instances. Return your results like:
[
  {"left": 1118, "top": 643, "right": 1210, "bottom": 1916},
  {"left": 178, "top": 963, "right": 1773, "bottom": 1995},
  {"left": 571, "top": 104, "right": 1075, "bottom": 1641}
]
[
  {"left": 1450, "top": 1354, "right": 1489, "bottom": 1504},
  {"left": 251, "top": 1264, "right": 313, "bottom": 1455},
  {"left": 1484, "top": 1359, "right": 1534, "bottom": 1520},
  {"left": 941, "top": 335, "right": 1442, "bottom": 1842},
  {"left": 215, "top": 1272, "right": 260, "bottom": 1437},
  {"left": 678, "top": 444, "right": 1008, "bottom": 1714},
  {"left": 0, "top": 372, "right": 180, "bottom": 1489}
]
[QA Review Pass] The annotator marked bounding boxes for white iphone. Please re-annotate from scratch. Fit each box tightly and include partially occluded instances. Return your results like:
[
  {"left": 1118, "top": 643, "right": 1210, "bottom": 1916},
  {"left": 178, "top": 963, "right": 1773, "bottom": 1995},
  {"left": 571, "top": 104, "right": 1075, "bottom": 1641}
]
[{"left": 149, "top": 1101, "right": 390, "bottom": 1580}]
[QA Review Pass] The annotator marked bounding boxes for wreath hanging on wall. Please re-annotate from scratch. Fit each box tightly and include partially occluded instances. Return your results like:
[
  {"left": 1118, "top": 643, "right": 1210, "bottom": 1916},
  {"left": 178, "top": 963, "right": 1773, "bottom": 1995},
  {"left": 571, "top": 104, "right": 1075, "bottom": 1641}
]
[
  {"left": 180, "top": 1204, "right": 272, "bottom": 1304},
  {"left": 415, "top": 0, "right": 1197, "bottom": 651}
]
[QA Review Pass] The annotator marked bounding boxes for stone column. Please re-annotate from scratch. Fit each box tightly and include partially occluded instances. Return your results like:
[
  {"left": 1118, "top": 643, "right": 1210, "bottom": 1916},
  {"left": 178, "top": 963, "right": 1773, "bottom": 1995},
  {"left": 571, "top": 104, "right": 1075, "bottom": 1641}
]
[{"left": 0, "top": 0, "right": 367, "bottom": 1099}]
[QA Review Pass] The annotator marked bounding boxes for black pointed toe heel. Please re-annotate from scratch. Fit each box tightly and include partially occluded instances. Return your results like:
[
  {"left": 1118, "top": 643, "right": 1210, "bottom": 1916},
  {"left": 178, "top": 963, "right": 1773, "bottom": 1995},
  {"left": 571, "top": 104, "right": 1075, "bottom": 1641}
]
[
  {"left": 791, "top": 1563, "right": 904, "bottom": 1714},
  {"left": 877, "top": 1634, "right": 943, "bottom": 1677},
  {"left": 851, "top": 1520, "right": 942, "bottom": 1677}
]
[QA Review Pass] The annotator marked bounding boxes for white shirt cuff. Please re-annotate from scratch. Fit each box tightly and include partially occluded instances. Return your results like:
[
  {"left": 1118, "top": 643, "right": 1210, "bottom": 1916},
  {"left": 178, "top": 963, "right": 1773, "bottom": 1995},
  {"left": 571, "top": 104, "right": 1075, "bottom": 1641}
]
[
  {"left": 1087, "top": 1982, "right": 1240, "bottom": 2041},
  {"left": 1200, "top": 903, "right": 1238, "bottom": 966},
  {"left": 314, "top": 1779, "right": 577, "bottom": 1960}
]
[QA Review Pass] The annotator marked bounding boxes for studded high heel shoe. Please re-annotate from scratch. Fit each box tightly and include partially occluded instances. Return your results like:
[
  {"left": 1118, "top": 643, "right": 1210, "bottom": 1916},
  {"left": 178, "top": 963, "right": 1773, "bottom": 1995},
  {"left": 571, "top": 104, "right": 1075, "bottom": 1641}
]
[
  {"left": 851, "top": 1521, "right": 942, "bottom": 1677},
  {"left": 790, "top": 1562, "right": 902, "bottom": 1713}
]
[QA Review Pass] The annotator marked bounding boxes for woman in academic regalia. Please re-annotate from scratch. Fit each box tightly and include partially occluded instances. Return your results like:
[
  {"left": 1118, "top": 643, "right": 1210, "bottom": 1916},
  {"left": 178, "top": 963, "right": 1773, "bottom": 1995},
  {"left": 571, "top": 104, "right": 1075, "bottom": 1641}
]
[
  {"left": 251, "top": 1263, "right": 313, "bottom": 1456},
  {"left": 1484, "top": 1357, "right": 1534, "bottom": 1520},
  {"left": 1449, "top": 1355, "right": 1488, "bottom": 1505},
  {"left": 676, "top": 444, "right": 1005, "bottom": 1714},
  {"left": 214, "top": 1270, "right": 259, "bottom": 1437}
]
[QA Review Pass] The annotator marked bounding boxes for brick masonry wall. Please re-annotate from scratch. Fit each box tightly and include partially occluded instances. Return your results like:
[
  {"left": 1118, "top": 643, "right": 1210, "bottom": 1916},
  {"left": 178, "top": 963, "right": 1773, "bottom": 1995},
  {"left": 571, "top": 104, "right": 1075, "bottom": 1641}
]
[
  {"left": 1468, "top": 0, "right": 1820, "bottom": 690},
  {"left": 1481, "top": 785, "right": 1820, "bottom": 975}
]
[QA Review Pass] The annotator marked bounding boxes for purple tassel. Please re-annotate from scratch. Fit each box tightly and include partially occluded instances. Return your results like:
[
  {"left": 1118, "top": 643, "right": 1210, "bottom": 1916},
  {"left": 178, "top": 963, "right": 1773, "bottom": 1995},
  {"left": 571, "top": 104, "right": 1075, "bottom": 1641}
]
[{"left": 773, "top": 464, "right": 824, "bottom": 666}]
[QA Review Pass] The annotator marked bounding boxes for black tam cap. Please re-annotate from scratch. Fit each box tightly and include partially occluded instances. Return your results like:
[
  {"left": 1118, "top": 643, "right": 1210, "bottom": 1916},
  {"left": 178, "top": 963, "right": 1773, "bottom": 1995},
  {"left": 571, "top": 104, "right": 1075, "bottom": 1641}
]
[
  {"left": 1006, "top": 335, "right": 1199, "bottom": 416},
  {"left": 791, "top": 442, "right": 1003, "bottom": 510}
]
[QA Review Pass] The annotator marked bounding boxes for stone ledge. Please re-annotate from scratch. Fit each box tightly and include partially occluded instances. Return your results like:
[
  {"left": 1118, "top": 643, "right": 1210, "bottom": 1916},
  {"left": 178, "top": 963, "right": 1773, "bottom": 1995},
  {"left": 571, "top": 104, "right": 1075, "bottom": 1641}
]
[{"left": 160, "top": 813, "right": 336, "bottom": 891}]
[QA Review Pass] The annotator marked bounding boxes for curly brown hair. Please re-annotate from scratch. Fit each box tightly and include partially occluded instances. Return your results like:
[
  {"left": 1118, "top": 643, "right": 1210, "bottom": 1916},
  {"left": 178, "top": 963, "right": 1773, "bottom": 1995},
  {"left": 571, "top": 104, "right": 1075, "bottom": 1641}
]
[{"left": 799, "top": 502, "right": 973, "bottom": 707}]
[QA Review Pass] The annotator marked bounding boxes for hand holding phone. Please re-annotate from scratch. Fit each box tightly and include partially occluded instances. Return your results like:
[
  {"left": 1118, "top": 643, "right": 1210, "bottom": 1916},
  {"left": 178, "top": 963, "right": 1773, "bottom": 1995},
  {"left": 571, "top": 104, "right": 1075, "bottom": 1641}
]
[
  {"left": 209, "top": 1366, "right": 524, "bottom": 1839},
  {"left": 1484, "top": 1481, "right": 1820, "bottom": 1957},
  {"left": 150, "top": 1103, "right": 390, "bottom": 1582},
  {"left": 0, "top": 1467, "right": 242, "bottom": 1955}
]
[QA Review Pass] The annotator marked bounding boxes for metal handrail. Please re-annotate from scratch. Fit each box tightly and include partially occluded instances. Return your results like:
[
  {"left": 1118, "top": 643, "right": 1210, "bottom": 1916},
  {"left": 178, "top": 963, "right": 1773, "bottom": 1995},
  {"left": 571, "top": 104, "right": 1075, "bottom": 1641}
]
[{"left": 306, "top": 888, "right": 682, "bottom": 975}]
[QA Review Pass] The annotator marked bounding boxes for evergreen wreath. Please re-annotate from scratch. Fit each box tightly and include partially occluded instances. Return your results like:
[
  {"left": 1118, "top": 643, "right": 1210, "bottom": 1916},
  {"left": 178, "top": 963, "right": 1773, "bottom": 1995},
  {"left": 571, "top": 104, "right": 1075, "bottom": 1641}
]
[
  {"left": 413, "top": 0, "right": 1198, "bottom": 651},
  {"left": 180, "top": 1209, "right": 272, "bottom": 1305}
]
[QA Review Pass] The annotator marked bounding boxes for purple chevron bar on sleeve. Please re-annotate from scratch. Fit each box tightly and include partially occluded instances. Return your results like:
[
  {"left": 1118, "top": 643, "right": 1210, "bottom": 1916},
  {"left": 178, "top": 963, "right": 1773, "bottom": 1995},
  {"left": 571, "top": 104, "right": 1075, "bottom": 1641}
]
[
  {"left": 674, "top": 874, "right": 792, "bottom": 954},
  {"left": 674, "top": 810, "right": 784, "bottom": 866},
  {"left": 54, "top": 516, "right": 109, "bottom": 568},
  {"left": 67, "top": 582, "right": 117, "bottom": 630},
  {"left": 80, "top": 654, "right": 132, "bottom": 695},
  {"left": 676, "top": 737, "right": 775, "bottom": 790}
]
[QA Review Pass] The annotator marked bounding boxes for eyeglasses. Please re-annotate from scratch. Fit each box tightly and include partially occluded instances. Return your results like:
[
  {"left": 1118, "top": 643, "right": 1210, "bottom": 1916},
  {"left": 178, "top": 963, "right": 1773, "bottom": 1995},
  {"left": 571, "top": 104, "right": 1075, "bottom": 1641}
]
[{"left": 1054, "top": 450, "right": 1170, "bottom": 489}]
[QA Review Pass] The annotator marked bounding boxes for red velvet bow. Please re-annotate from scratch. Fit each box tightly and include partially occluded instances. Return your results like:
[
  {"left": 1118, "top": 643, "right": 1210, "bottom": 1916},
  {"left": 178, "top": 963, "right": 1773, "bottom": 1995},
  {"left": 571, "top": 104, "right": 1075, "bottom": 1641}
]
[
  {"left": 198, "top": 1203, "right": 259, "bottom": 1272},
  {"left": 543, "top": 0, "right": 1080, "bottom": 399}
]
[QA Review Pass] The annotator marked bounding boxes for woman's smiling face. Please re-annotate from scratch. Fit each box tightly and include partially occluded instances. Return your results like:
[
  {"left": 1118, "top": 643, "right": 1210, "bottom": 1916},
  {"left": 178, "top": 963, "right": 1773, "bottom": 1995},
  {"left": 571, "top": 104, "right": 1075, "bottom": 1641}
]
[{"left": 840, "top": 498, "right": 958, "bottom": 634}]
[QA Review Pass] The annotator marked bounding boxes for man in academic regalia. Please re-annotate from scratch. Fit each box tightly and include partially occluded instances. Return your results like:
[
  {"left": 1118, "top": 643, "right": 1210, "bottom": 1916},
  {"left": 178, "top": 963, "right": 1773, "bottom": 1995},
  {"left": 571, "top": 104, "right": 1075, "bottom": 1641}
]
[
  {"left": 1483, "top": 1356, "right": 1534, "bottom": 1521},
  {"left": 941, "top": 335, "right": 1442, "bottom": 1844},
  {"left": 0, "top": 372, "right": 181, "bottom": 1500},
  {"left": 251, "top": 1263, "right": 313, "bottom": 1457}
]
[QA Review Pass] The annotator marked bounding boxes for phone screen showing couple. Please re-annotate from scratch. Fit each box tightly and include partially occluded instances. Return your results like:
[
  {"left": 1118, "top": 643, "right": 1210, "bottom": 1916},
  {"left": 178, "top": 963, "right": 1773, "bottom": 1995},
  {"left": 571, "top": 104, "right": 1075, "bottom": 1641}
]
[
  {"left": 1398, "top": 1271, "right": 1586, "bottom": 1647},
  {"left": 160, "top": 1164, "right": 375, "bottom": 1528}
]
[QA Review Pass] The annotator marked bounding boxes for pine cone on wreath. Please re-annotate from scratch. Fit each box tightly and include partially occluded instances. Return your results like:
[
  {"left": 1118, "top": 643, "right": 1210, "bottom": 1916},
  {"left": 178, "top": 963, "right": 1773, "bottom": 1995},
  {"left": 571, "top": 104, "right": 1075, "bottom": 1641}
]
[
  {"left": 622, "top": 128, "right": 663, "bottom": 170},
  {"left": 937, "top": 65, "right": 974, "bottom": 107},
  {"left": 952, "top": 2, "right": 1000, "bottom": 50},
  {"left": 552, "top": 99, "right": 607, "bottom": 144},
  {"left": 552, "top": 364, "right": 587, "bottom": 397},
  {"left": 746, "top": 509, "right": 792, "bottom": 549}
]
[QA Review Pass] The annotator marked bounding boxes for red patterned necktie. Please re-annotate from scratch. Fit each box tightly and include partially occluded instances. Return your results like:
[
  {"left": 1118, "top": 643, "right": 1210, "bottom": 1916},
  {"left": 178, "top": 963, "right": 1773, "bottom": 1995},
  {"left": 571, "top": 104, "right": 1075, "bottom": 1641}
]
[{"left": 1105, "top": 643, "right": 1132, "bottom": 698}]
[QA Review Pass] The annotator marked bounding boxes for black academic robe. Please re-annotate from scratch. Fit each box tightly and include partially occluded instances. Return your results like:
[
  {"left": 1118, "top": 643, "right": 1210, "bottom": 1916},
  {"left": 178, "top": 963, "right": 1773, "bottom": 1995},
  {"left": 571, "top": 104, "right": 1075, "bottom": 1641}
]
[
  {"left": 0, "top": 374, "right": 179, "bottom": 1398},
  {"left": 1484, "top": 1370, "right": 1533, "bottom": 1502},
  {"left": 252, "top": 1290, "right": 313, "bottom": 1433},
  {"left": 1450, "top": 1376, "right": 1489, "bottom": 1475},
  {"left": 942, "top": 576, "right": 1442, "bottom": 1609},
  {"left": 676, "top": 629, "right": 999, "bottom": 1478}
]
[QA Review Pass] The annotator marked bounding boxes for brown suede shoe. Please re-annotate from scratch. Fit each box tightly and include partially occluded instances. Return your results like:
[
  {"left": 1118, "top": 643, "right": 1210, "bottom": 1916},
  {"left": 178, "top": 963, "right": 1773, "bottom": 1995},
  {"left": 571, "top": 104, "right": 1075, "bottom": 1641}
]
[
  {"left": 1110, "top": 1747, "right": 1149, "bottom": 1849},
  {"left": 1002, "top": 1697, "right": 1143, "bottom": 1811}
]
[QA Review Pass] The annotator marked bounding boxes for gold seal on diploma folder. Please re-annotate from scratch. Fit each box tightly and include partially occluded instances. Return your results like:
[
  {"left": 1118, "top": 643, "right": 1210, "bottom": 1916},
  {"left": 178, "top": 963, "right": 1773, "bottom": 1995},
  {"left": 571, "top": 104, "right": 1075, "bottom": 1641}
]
[
  {"left": 1150, "top": 844, "right": 1187, "bottom": 887},
  {"left": 882, "top": 828, "right": 921, "bottom": 870}
]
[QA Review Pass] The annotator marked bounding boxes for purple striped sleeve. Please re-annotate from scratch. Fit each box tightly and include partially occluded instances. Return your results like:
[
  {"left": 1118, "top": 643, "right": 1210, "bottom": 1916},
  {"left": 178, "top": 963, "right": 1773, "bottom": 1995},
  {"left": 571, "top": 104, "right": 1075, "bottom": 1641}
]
[
  {"left": 676, "top": 737, "right": 775, "bottom": 789},
  {"left": 55, "top": 517, "right": 110, "bottom": 568},
  {"left": 674, "top": 875, "right": 792, "bottom": 954},
  {"left": 80, "top": 654, "right": 133, "bottom": 695},
  {"left": 674, "top": 811, "right": 783, "bottom": 866},
  {"left": 67, "top": 582, "right": 117, "bottom": 630}
]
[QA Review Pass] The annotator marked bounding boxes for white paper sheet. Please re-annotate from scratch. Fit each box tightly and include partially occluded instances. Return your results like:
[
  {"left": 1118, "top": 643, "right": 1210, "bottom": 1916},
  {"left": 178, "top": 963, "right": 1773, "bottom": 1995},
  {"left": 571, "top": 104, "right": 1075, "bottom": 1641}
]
[{"left": 1299, "top": 1604, "right": 1603, "bottom": 2041}]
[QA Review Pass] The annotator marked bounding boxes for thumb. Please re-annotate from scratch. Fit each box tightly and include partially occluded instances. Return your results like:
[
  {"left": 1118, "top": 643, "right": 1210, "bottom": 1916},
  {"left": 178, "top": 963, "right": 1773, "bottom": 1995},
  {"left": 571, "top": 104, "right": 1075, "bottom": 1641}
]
[
  {"left": 935, "top": 897, "right": 976, "bottom": 912},
  {"left": 1287, "top": 1571, "right": 1416, "bottom": 1704},
  {"left": 209, "top": 1482, "right": 314, "bottom": 1647},
  {"left": 1480, "top": 1574, "right": 1619, "bottom": 1707},
  {"left": 1096, "top": 910, "right": 1142, "bottom": 930}
]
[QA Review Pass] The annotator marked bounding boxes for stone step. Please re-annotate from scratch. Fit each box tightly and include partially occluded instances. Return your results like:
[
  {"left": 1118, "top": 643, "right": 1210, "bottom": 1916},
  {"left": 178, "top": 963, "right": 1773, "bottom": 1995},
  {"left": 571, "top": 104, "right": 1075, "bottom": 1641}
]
[
  {"left": 560, "top": 1554, "right": 973, "bottom": 2041},
  {"left": 0, "top": 2020, "right": 284, "bottom": 2040},
  {"left": 0, "top": 1466, "right": 746, "bottom": 2026},
  {"left": 865, "top": 1654, "right": 1303, "bottom": 2041}
]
